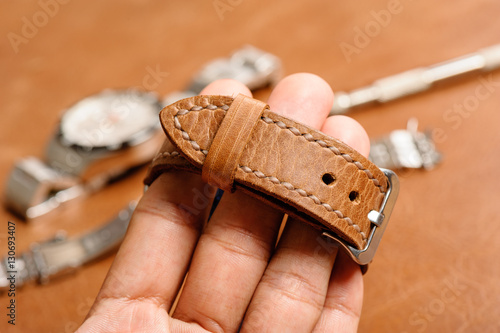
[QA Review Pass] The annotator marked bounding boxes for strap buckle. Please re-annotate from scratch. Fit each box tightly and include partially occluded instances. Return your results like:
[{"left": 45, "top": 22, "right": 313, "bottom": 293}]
[{"left": 323, "top": 168, "right": 399, "bottom": 265}]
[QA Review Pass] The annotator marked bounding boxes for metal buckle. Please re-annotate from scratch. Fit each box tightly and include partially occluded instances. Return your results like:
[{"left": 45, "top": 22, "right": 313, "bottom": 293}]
[{"left": 322, "top": 168, "right": 399, "bottom": 265}]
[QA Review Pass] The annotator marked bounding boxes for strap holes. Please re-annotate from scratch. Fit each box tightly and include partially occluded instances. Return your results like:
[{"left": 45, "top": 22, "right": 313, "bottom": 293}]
[
  {"left": 349, "top": 191, "right": 360, "bottom": 204},
  {"left": 322, "top": 173, "right": 336, "bottom": 185}
]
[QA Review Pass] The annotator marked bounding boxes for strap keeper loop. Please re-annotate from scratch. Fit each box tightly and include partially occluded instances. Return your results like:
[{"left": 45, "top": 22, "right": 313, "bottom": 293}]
[{"left": 201, "top": 94, "right": 267, "bottom": 191}]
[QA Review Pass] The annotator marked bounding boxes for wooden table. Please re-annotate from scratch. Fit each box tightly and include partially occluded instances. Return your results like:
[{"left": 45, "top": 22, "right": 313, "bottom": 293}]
[{"left": 1, "top": 1, "right": 499, "bottom": 332}]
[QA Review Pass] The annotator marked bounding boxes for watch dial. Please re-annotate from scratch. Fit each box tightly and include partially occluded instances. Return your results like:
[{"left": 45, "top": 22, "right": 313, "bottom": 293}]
[{"left": 60, "top": 90, "right": 159, "bottom": 148}]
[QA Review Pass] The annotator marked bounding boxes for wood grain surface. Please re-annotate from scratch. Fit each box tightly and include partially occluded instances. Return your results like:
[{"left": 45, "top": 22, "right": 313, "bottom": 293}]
[{"left": 1, "top": 1, "right": 499, "bottom": 332}]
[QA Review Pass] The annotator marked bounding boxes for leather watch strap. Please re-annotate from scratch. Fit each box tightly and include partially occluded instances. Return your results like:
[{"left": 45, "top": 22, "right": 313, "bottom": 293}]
[{"left": 145, "top": 95, "right": 389, "bottom": 251}]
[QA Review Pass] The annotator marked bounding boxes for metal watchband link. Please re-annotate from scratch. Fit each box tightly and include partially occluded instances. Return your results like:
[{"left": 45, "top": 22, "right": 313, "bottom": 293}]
[
  {"left": 163, "top": 45, "right": 282, "bottom": 106},
  {"left": 5, "top": 134, "right": 160, "bottom": 219},
  {"left": 144, "top": 95, "right": 399, "bottom": 265},
  {"left": 369, "top": 118, "right": 442, "bottom": 170},
  {"left": 0, "top": 202, "right": 135, "bottom": 292},
  {"left": 5, "top": 157, "right": 84, "bottom": 219}
]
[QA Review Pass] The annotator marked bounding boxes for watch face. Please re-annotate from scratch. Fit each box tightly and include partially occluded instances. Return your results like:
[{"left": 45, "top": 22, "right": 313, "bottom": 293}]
[{"left": 60, "top": 90, "right": 160, "bottom": 149}]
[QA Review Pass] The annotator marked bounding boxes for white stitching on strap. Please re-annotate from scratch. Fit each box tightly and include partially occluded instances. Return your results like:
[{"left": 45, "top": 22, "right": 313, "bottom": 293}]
[
  {"left": 239, "top": 164, "right": 367, "bottom": 241},
  {"left": 173, "top": 104, "right": 226, "bottom": 155},
  {"left": 260, "top": 116, "right": 384, "bottom": 192},
  {"left": 152, "top": 150, "right": 180, "bottom": 162},
  {"left": 172, "top": 104, "right": 384, "bottom": 193}
]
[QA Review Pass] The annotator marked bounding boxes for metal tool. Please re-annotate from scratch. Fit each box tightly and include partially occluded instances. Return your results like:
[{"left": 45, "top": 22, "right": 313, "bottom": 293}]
[{"left": 331, "top": 44, "right": 500, "bottom": 115}]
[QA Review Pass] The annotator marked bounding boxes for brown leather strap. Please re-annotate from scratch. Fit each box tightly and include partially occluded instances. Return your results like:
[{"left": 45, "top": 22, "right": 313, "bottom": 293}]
[
  {"left": 145, "top": 95, "right": 388, "bottom": 250},
  {"left": 202, "top": 95, "right": 268, "bottom": 192}
]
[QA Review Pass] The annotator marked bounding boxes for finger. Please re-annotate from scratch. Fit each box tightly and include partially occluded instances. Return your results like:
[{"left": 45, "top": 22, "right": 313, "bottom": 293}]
[
  {"left": 201, "top": 78, "right": 252, "bottom": 97},
  {"left": 310, "top": 114, "right": 366, "bottom": 333},
  {"left": 312, "top": 250, "right": 363, "bottom": 333},
  {"left": 84, "top": 80, "right": 251, "bottom": 320},
  {"left": 266, "top": 72, "right": 334, "bottom": 128},
  {"left": 241, "top": 74, "right": 368, "bottom": 332},
  {"left": 172, "top": 73, "right": 334, "bottom": 332},
  {"left": 321, "top": 115, "right": 370, "bottom": 157}
]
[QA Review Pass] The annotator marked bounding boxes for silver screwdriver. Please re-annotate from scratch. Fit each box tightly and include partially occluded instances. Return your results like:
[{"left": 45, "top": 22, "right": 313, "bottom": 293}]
[{"left": 330, "top": 43, "right": 500, "bottom": 115}]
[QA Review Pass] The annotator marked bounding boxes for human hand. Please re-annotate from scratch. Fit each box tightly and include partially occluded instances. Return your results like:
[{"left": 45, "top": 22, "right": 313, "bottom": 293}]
[{"left": 77, "top": 73, "right": 370, "bottom": 333}]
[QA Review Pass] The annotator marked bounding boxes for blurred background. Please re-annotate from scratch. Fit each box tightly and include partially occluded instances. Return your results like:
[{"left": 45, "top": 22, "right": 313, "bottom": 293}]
[{"left": 1, "top": 0, "right": 499, "bottom": 332}]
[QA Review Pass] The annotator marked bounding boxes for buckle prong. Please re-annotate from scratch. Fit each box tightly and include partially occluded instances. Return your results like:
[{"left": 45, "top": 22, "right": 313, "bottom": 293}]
[{"left": 368, "top": 210, "right": 384, "bottom": 227}]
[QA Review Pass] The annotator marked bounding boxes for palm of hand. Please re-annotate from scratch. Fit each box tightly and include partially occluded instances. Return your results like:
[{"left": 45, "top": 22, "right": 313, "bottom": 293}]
[{"left": 77, "top": 74, "right": 367, "bottom": 333}]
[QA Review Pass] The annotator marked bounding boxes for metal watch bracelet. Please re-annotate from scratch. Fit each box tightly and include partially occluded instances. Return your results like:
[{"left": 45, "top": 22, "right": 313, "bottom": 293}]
[
  {"left": 1, "top": 45, "right": 283, "bottom": 289},
  {"left": 5, "top": 45, "right": 282, "bottom": 220},
  {"left": 0, "top": 202, "right": 135, "bottom": 292},
  {"left": 5, "top": 157, "right": 84, "bottom": 219},
  {"left": 369, "top": 118, "right": 442, "bottom": 170},
  {"left": 162, "top": 45, "right": 282, "bottom": 105}
]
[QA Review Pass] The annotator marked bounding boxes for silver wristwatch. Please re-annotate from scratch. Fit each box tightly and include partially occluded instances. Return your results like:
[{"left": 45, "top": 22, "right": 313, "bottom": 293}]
[
  {"left": 163, "top": 45, "right": 282, "bottom": 105},
  {"left": 5, "top": 89, "right": 163, "bottom": 219},
  {"left": 1, "top": 45, "right": 284, "bottom": 290}
]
